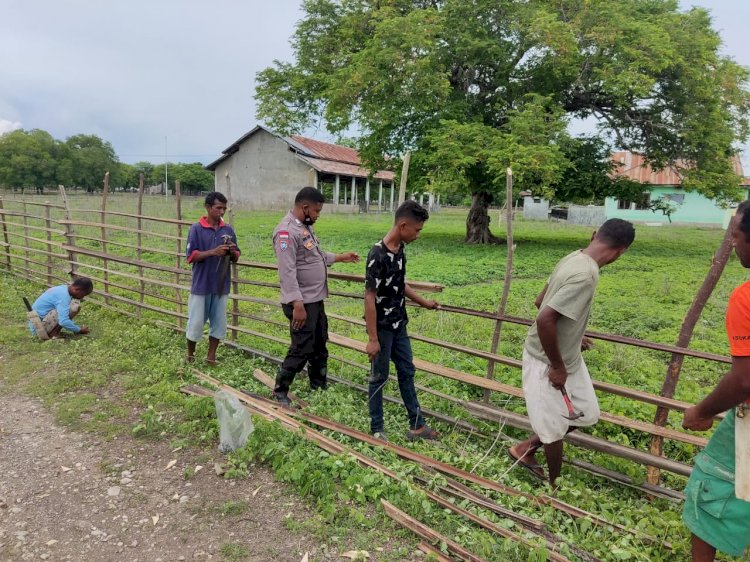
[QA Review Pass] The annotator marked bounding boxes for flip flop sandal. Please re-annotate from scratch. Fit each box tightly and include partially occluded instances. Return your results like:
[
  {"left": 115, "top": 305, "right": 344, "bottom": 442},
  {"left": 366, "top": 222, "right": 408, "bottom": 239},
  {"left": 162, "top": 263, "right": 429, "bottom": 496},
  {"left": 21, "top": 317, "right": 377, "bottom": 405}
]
[
  {"left": 506, "top": 448, "right": 545, "bottom": 481},
  {"left": 406, "top": 425, "right": 440, "bottom": 441},
  {"left": 206, "top": 359, "right": 219, "bottom": 366}
]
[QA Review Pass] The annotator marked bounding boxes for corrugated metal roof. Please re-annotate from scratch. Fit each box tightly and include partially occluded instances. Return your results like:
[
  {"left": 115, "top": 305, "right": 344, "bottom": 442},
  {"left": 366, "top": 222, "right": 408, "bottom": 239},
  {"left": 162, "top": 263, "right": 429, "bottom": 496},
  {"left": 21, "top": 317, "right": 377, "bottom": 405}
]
[
  {"left": 288, "top": 136, "right": 361, "bottom": 165},
  {"left": 611, "top": 151, "right": 750, "bottom": 186},
  {"left": 205, "top": 125, "right": 394, "bottom": 181},
  {"left": 296, "top": 155, "right": 395, "bottom": 181}
]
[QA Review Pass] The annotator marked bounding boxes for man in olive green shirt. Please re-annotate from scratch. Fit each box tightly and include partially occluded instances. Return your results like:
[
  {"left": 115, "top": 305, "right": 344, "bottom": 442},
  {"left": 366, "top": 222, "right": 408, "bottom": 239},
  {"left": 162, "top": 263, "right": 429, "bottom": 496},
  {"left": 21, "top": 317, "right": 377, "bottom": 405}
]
[{"left": 508, "top": 219, "right": 635, "bottom": 486}]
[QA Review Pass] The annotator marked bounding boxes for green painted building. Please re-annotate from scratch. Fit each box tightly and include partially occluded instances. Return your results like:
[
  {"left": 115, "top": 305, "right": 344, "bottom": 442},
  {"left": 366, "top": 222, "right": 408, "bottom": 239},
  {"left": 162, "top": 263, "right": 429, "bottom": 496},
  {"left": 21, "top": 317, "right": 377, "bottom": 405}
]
[{"left": 606, "top": 152, "right": 749, "bottom": 228}]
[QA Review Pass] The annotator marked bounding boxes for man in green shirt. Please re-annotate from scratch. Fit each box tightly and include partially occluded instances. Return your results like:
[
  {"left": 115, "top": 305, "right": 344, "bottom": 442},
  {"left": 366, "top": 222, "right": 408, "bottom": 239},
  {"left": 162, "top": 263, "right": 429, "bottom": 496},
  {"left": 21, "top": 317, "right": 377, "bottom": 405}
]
[{"left": 508, "top": 219, "right": 635, "bottom": 486}]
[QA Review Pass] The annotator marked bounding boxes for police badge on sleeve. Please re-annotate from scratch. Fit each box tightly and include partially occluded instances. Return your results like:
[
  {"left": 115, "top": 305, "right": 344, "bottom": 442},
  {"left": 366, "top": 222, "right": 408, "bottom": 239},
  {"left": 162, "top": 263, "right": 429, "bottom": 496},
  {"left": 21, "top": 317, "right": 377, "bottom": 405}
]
[{"left": 278, "top": 231, "right": 289, "bottom": 251}]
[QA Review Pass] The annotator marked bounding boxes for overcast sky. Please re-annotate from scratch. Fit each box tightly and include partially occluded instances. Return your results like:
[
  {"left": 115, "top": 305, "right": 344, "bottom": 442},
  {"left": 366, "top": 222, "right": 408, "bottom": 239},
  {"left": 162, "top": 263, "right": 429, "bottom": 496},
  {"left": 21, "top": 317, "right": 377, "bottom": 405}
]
[{"left": 1, "top": 0, "right": 748, "bottom": 171}]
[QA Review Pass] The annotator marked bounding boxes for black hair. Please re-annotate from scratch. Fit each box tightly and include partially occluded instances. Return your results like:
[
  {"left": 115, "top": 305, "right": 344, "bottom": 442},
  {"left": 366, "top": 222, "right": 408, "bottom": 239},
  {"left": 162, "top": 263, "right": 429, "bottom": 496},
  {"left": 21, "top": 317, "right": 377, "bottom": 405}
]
[
  {"left": 395, "top": 200, "right": 429, "bottom": 223},
  {"left": 204, "top": 192, "right": 227, "bottom": 206},
  {"left": 595, "top": 218, "right": 635, "bottom": 248},
  {"left": 736, "top": 200, "right": 750, "bottom": 240},
  {"left": 71, "top": 276, "right": 94, "bottom": 293},
  {"left": 295, "top": 186, "right": 325, "bottom": 205}
]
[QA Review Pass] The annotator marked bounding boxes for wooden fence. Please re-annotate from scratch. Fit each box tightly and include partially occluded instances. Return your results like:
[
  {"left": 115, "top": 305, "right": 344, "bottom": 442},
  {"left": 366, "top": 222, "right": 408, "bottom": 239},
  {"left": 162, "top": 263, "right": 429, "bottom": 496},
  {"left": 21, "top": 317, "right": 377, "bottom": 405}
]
[{"left": 0, "top": 183, "right": 732, "bottom": 487}]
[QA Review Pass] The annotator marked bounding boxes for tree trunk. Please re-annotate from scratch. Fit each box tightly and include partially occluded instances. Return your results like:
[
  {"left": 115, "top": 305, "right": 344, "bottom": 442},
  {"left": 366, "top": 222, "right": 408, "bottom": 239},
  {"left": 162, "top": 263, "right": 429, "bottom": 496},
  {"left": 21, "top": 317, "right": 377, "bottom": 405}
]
[{"left": 465, "top": 191, "right": 503, "bottom": 244}]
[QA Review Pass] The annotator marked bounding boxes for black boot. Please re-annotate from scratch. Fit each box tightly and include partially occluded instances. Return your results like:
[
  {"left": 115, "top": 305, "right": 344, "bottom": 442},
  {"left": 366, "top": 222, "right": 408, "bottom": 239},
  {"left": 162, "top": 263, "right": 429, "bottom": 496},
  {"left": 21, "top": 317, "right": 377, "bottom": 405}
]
[
  {"left": 273, "top": 368, "right": 296, "bottom": 405},
  {"left": 308, "top": 366, "right": 328, "bottom": 391}
]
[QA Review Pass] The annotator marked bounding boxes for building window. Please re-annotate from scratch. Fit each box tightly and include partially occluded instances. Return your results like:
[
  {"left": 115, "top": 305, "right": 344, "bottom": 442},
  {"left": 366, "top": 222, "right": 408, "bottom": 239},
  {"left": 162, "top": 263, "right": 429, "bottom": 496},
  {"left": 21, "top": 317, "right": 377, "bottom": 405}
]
[{"left": 617, "top": 192, "right": 651, "bottom": 210}]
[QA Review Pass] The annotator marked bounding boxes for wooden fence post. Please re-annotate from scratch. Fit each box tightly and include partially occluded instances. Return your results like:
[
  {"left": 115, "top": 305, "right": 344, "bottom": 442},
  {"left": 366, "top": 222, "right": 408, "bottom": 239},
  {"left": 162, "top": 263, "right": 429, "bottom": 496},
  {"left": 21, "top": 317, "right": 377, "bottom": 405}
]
[
  {"left": 136, "top": 174, "right": 145, "bottom": 306},
  {"left": 484, "top": 168, "right": 515, "bottom": 401},
  {"left": 228, "top": 206, "right": 239, "bottom": 342},
  {"left": 398, "top": 152, "right": 410, "bottom": 207},
  {"left": 174, "top": 181, "right": 184, "bottom": 328},
  {"left": 647, "top": 220, "right": 735, "bottom": 485},
  {"left": 21, "top": 201, "right": 30, "bottom": 281},
  {"left": 44, "top": 201, "right": 53, "bottom": 286},
  {"left": 59, "top": 185, "right": 78, "bottom": 278},
  {"left": 0, "top": 197, "right": 11, "bottom": 271},
  {"left": 100, "top": 172, "right": 111, "bottom": 302}
]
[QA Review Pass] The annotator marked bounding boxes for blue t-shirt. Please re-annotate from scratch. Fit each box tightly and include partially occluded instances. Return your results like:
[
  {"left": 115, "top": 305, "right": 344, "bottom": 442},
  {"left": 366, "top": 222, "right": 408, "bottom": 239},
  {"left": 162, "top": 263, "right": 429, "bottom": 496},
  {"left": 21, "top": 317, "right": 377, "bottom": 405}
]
[
  {"left": 186, "top": 217, "right": 240, "bottom": 295},
  {"left": 31, "top": 284, "right": 81, "bottom": 333}
]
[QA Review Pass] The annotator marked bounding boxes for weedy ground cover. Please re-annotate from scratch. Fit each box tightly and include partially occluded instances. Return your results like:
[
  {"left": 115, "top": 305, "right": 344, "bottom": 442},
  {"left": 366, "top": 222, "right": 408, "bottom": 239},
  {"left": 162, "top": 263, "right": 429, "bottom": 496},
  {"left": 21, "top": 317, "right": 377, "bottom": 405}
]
[{"left": 1, "top": 196, "right": 746, "bottom": 561}]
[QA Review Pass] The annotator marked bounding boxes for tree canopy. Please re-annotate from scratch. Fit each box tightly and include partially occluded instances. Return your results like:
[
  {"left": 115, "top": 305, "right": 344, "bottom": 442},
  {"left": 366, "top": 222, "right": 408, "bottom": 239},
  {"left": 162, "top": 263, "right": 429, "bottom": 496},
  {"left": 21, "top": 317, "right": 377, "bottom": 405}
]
[
  {"left": 0, "top": 130, "right": 213, "bottom": 194},
  {"left": 0, "top": 129, "right": 120, "bottom": 191},
  {"left": 256, "top": 0, "right": 750, "bottom": 242}
]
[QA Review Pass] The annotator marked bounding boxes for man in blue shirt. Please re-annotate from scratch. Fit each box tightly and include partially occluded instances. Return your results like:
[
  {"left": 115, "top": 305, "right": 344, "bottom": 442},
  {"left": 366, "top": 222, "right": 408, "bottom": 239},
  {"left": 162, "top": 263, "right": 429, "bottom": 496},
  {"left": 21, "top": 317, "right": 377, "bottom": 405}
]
[
  {"left": 185, "top": 192, "right": 240, "bottom": 365},
  {"left": 30, "top": 277, "right": 93, "bottom": 339}
]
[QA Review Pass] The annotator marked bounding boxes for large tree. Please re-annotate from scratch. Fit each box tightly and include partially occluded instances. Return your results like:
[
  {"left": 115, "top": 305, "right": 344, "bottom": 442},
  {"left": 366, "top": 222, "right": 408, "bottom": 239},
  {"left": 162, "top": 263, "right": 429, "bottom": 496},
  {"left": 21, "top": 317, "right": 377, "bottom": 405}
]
[
  {"left": 0, "top": 129, "right": 67, "bottom": 191},
  {"left": 65, "top": 134, "right": 120, "bottom": 191},
  {"left": 256, "top": 0, "right": 750, "bottom": 243}
]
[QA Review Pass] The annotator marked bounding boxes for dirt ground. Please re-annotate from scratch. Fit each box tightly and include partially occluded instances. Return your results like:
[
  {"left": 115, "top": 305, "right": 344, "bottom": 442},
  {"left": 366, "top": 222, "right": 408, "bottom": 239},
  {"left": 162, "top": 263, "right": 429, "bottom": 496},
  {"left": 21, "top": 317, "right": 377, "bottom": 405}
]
[{"left": 0, "top": 383, "right": 367, "bottom": 562}]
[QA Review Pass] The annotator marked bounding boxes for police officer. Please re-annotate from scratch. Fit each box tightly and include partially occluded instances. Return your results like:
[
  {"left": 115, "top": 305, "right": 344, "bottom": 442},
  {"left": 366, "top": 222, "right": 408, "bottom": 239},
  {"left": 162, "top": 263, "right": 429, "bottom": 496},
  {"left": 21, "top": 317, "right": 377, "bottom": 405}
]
[{"left": 272, "top": 187, "right": 359, "bottom": 404}]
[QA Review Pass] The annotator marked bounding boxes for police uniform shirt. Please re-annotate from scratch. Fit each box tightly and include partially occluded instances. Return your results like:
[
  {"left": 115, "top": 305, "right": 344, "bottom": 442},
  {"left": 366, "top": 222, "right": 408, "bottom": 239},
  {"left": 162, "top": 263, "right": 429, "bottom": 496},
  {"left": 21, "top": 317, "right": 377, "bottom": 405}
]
[
  {"left": 364, "top": 240, "right": 407, "bottom": 331},
  {"left": 273, "top": 211, "right": 336, "bottom": 304}
]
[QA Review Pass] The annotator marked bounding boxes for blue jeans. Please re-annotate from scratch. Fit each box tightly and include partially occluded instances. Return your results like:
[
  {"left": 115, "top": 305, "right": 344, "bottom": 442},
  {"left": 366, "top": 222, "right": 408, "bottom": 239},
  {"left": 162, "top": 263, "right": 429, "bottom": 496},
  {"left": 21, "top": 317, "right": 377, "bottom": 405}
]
[{"left": 368, "top": 325, "right": 425, "bottom": 433}]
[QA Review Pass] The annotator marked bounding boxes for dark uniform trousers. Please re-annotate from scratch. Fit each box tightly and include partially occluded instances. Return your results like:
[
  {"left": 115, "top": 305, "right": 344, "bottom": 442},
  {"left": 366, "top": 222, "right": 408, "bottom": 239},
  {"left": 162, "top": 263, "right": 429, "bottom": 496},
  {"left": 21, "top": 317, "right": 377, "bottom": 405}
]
[{"left": 276, "top": 300, "right": 329, "bottom": 392}]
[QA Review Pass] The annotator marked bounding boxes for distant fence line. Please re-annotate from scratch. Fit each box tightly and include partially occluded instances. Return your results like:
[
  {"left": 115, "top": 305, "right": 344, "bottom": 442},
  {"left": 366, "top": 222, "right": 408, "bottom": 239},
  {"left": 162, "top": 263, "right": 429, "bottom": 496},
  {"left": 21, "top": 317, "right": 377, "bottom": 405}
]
[{"left": 0, "top": 184, "right": 732, "bottom": 483}]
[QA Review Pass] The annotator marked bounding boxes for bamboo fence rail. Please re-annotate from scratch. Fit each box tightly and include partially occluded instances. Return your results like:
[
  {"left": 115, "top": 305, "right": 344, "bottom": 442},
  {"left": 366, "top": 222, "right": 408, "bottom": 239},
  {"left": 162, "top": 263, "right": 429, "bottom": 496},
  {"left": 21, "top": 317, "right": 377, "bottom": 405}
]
[{"left": 0, "top": 187, "right": 730, "bottom": 483}]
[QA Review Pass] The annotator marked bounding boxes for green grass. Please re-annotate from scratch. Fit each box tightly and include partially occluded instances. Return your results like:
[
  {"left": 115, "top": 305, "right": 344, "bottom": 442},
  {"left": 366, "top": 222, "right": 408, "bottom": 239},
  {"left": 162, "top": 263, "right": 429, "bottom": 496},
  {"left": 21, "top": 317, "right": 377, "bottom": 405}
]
[
  {"left": 0, "top": 197, "right": 746, "bottom": 561},
  {"left": 219, "top": 542, "right": 250, "bottom": 561}
]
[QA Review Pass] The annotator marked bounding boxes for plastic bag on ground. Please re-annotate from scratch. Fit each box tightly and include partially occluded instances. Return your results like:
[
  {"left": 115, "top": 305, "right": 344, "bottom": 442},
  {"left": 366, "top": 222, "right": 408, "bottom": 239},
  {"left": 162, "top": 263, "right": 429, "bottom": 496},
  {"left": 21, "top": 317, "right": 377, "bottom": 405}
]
[{"left": 214, "top": 390, "right": 254, "bottom": 453}]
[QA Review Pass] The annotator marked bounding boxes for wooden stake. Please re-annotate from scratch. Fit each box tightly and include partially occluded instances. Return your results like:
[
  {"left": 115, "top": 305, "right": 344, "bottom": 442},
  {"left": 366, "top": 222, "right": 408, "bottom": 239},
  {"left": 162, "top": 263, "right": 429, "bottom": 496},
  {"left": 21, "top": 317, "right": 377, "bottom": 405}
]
[
  {"left": 647, "top": 219, "right": 735, "bottom": 485},
  {"left": 136, "top": 173, "right": 145, "bottom": 306},
  {"left": 44, "top": 201, "right": 53, "bottom": 286},
  {"left": 0, "top": 198, "right": 12, "bottom": 270},
  {"left": 381, "top": 500, "right": 488, "bottom": 562},
  {"left": 100, "top": 171, "right": 111, "bottom": 302},
  {"left": 398, "top": 152, "right": 410, "bottom": 206},
  {"left": 58, "top": 185, "right": 78, "bottom": 278},
  {"left": 484, "top": 167, "right": 514, "bottom": 401},
  {"left": 174, "top": 180, "right": 184, "bottom": 328}
]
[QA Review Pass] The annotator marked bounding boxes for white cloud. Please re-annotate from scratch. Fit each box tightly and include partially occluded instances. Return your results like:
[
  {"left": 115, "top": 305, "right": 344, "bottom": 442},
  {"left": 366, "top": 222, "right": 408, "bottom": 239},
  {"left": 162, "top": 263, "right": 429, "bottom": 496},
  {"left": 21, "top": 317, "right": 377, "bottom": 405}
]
[{"left": 0, "top": 119, "right": 22, "bottom": 135}]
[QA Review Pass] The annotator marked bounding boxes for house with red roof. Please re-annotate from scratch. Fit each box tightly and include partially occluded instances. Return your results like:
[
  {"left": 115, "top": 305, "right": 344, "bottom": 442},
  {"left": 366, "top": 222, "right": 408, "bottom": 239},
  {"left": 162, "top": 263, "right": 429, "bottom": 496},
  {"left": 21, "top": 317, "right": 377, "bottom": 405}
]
[
  {"left": 205, "top": 125, "right": 396, "bottom": 211},
  {"left": 606, "top": 151, "right": 750, "bottom": 227}
]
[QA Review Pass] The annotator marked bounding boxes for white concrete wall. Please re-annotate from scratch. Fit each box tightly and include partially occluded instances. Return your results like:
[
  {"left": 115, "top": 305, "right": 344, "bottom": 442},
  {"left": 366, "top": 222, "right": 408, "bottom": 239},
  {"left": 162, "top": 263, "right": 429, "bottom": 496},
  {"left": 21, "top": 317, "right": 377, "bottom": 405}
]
[
  {"left": 213, "top": 129, "right": 312, "bottom": 209},
  {"left": 568, "top": 205, "right": 605, "bottom": 227},
  {"left": 523, "top": 196, "right": 549, "bottom": 221}
]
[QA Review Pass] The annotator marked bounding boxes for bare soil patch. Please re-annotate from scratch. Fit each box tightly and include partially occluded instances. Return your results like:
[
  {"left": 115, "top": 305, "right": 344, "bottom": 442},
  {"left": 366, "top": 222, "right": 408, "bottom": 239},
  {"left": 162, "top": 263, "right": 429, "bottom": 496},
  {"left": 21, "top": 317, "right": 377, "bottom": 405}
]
[{"left": 0, "top": 385, "right": 353, "bottom": 561}]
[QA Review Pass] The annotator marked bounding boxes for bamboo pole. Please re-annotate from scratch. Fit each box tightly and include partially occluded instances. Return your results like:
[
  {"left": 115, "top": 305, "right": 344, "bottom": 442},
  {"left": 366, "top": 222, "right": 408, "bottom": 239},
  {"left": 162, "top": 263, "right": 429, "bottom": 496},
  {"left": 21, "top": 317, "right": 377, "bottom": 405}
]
[
  {"left": 137, "top": 174, "right": 145, "bottom": 306},
  {"left": 58, "top": 185, "right": 78, "bottom": 278},
  {"left": 186, "top": 376, "right": 580, "bottom": 561},
  {"left": 228, "top": 206, "right": 239, "bottom": 341},
  {"left": 70, "top": 208, "right": 191, "bottom": 226},
  {"left": 647, "top": 219, "right": 735, "bottom": 485},
  {"left": 57, "top": 220, "right": 184, "bottom": 241},
  {"left": 438, "top": 304, "right": 730, "bottom": 364},
  {"left": 44, "top": 201, "right": 53, "bottom": 286},
  {"left": 100, "top": 172, "right": 111, "bottom": 302},
  {"left": 0, "top": 198, "right": 11, "bottom": 270},
  {"left": 21, "top": 200, "right": 30, "bottom": 280},
  {"left": 174, "top": 181, "right": 184, "bottom": 328},
  {"left": 484, "top": 167, "right": 514, "bottom": 401},
  {"left": 0, "top": 219, "right": 65, "bottom": 236},
  {"left": 397, "top": 152, "right": 410, "bottom": 207},
  {"left": 382, "top": 500, "right": 488, "bottom": 562}
]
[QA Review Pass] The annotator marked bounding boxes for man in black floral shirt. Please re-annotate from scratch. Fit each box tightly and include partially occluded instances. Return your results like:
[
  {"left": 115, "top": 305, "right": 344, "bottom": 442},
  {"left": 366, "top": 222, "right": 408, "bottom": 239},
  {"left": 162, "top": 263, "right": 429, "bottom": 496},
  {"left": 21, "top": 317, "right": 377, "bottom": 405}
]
[{"left": 364, "top": 201, "right": 440, "bottom": 441}]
